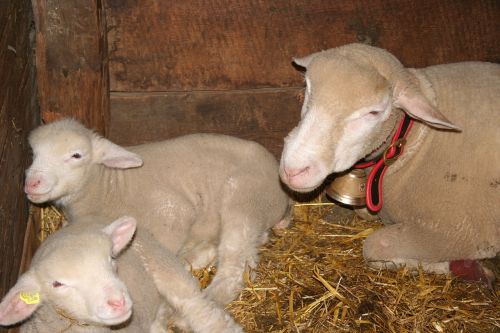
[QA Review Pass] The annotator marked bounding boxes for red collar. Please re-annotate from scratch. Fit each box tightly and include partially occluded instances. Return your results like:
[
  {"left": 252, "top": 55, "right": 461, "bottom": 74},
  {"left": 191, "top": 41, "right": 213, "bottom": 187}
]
[{"left": 355, "top": 114, "right": 414, "bottom": 212}]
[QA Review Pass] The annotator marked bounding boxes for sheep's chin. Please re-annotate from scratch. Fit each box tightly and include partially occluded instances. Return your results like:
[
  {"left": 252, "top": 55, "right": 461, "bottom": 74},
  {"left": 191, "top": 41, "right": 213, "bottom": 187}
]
[
  {"left": 287, "top": 182, "right": 322, "bottom": 193},
  {"left": 95, "top": 309, "right": 132, "bottom": 326},
  {"left": 27, "top": 192, "right": 51, "bottom": 203}
]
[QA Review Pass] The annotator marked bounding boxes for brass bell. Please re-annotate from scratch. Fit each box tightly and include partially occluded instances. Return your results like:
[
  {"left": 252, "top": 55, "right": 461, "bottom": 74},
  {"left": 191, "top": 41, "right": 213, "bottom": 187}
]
[{"left": 325, "top": 169, "right": 367, "bottom": 206}]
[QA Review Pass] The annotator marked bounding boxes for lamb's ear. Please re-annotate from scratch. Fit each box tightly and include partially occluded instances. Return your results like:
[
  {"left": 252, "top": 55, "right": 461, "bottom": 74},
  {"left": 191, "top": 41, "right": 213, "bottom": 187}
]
[
  {"left": 394, "top": 79, "right": 461, "bottom": 131},
  {"left": 293, "top": 53, "right": 318, "bottom": 69},
  {"left": 103, "top": 216, "right": 137, "bottom": 256},
  {"left": 92, "top": 137, "right": 143, "bottom": 169},
  {"left": 0, "top": 273, "right": 41, "bottom": 326}
]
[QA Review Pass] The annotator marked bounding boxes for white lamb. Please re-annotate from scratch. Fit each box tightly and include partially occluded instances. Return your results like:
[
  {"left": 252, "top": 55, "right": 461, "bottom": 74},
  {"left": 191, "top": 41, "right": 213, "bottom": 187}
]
[
  {"left": 23, "top": 118, "right": 290, "bottom": 322},
  {"left": 0, "top": 216, "right": 242, "bottom": 332}
]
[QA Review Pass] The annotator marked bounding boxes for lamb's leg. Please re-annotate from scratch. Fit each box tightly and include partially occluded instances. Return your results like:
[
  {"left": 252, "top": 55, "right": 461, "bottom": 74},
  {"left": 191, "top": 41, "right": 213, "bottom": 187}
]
[
  {"left": 150, "top": 302, "right": 170, "bottom": 333},
  {"left": 202, "top": 215, "right": 263, "bottom": 306},
  {"left": 178, "top": 240, "right": 217, "bottom": 271},
  {"left": 203, "top": 173, "right": 289, "bottom": 306},
  {"left": 133, "top": 231, "right": 242, "bottom": 333}
]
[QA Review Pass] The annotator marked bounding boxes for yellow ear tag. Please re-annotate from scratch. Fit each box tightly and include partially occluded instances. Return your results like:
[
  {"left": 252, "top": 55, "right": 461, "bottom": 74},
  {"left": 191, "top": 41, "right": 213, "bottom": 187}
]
[{"left": 19, "top": 291, "right": 40, "bottom": 305}]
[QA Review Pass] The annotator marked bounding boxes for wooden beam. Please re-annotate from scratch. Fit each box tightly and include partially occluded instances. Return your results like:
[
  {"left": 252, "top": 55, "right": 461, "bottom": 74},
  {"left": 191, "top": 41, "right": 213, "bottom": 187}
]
[
  {"left": 32, "top": 0, "right": 109, "bottom": 133},
  {"left": 0, "top": 0, "right": 38, "bottom": 331},
  {"left": 108, "top": 88, "right": 303, "bottom": 158}
]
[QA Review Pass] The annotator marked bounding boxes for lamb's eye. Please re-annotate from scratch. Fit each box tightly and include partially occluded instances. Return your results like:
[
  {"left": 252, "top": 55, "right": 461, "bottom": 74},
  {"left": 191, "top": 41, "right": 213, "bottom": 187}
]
[
  {"left": 369, "top": 110, "right": 381, "bottom": 116},
  {"left": 52, "top": 281, "right": 64, "bottom": 288},
  {"left": 71, "top": 153, "right": 82, "bottom": 159}
]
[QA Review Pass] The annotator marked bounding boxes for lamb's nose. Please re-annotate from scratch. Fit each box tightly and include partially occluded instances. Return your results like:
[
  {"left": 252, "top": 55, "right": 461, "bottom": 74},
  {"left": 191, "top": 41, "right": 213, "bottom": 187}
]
[
  {"left": 107, "top": 296, "right": 125, "bottom": 310},
  {"left": 25, "top": 178, "right": 41, "bottom": 192}
]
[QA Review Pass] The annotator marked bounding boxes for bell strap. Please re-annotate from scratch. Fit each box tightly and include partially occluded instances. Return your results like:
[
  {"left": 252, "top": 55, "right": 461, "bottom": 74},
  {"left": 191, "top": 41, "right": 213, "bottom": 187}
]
[{"left": 356, "top": 114, "right": 414, "bottom": 212}]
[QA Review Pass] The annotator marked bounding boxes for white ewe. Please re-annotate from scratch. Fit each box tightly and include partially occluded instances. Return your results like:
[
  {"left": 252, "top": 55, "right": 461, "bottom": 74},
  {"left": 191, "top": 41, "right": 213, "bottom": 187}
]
[{"left": 280, "top": 43, "right": 499, "bottom": 280}]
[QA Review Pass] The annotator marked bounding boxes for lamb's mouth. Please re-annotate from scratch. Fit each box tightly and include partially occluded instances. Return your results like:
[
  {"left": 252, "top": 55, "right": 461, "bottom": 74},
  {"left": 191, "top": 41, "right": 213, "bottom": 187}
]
[
  {"left": 27, "top": 192, "right": 50, "bottom": 203},
  {"left": 97, "top": 308, "right": 132, "bottom": 326}
]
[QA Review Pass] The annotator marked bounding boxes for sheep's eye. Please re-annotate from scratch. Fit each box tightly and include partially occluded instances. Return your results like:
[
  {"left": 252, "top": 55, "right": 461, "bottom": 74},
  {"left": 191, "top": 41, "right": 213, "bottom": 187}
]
[
  {"left": 71, "top": 153, "right": 82, "bottom": 159},
  {"left": 369, "top": 110, "right": 381, "bottom": 116},
  {"left": 52, "top": 281, "right": 64, "bottom": 288}
]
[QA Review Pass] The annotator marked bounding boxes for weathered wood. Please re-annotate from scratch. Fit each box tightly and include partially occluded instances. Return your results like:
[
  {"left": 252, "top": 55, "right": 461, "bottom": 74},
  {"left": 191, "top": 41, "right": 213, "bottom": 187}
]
[
  {"left": 0, "top": 0, "right": 38, "bottom": 331},
  {"left": 106, "top": 0, "right": 500, "bottom": 92},
  {"left": 108, "top": 89, "right": 303, "bottom": 158},
  {"left": 32, "top": 0, "right": 110, "bottom": 133}
]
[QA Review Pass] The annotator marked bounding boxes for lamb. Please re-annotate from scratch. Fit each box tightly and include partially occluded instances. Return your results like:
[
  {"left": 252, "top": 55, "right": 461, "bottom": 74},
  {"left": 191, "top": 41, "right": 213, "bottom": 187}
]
[
  {"left": 24, "top": 119, "right": 291, "bottom": 310},
  {"left": 0, "top": 216, "right": 242, "bottom": 332},
  {"left": 279, "top": 43, "right": 499, "bottom": 276}
]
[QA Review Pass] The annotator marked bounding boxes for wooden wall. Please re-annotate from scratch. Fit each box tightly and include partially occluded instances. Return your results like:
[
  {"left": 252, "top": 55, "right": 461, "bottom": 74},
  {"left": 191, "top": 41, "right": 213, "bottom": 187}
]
[
  {"left": 0, "top": 0, "right": 38, "bottom": 332},
  {"left": 32, "top": 0, "right": 109, "bottom": 134},
  {"left": 105, "top": 0, "right": 500, "bottom": 156}
]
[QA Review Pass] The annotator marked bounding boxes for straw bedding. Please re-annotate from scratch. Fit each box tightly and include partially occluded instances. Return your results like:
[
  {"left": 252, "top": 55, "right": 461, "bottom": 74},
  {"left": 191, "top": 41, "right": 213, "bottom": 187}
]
[{"left": 226, "top": 198, "right": 499, "bottom": 333}]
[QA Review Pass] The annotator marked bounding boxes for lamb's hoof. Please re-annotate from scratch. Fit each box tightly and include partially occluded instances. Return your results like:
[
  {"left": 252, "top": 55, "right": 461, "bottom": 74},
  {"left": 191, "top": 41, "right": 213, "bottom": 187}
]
[{"left": 204, "top": 279, "right": 240, "bottom": 306}]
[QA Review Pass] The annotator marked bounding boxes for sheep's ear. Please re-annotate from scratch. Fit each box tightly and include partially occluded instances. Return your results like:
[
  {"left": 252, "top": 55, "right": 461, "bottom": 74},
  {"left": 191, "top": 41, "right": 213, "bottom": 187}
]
[
  {"left": 394, "top": 89, "right": 461, "bottom": 130},
  {"left": 343, "top": 43, "right": 460, "bottom": 131},
  {"left": 293, "top": 53, "right": 317, "bottom": 69},
  {"left": 0, "top": 273, "right": 41, "bottom": 326},
  {"left": 103, "top": 216, "right": 137, "bottom": 256},
  {"left": 93, "top": 137, "right": 143, "bottom": 169}
]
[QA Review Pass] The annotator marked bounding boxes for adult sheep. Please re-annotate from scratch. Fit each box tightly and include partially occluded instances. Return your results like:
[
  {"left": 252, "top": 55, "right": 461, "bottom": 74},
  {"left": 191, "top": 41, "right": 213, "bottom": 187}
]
[
  {"left": 0, "top": 216, "right": 242, "bottom": 332},
  {"left": 280, "top": 43, "right": 499, "bottom": 277},
  {"left": 24, "top": 119, "right": 290, "bottom": 307}
]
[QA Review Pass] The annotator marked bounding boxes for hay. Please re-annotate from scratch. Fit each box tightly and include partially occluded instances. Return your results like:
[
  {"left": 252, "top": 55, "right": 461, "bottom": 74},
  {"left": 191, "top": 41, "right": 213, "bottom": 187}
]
[
  {"left": 227, "top": 200, "right": 500, "bottom": 333},
  {"left": 37, "top": 205, "right": 66, "bottom": 241},
  {"left": 38, "top": 202, "right": 499, "bottom": 332}
]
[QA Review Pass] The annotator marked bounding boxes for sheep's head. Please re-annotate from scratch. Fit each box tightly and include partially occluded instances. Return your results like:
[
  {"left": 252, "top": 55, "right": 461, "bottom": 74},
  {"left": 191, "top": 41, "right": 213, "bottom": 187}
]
[
  {"left": 0, "top": 216, "right": 137, "bottom": 327},
  {"left": 280, "top": 43, "right": 459, "bottom": 193},
  {"left": 25, "top": 119, "right": 143, "bottom": 204}
]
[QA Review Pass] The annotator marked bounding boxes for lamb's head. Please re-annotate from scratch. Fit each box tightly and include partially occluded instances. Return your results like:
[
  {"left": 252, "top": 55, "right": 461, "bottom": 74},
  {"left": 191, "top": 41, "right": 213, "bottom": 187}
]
[
  {"left": 25, "top": 118, "right": 143, "bottom": 204},
  {"left": 0, "top": 216, "right": 137, "bottom": 327},
  {"left": 280, "top": 43, "right": 459, "bottom": 192}
]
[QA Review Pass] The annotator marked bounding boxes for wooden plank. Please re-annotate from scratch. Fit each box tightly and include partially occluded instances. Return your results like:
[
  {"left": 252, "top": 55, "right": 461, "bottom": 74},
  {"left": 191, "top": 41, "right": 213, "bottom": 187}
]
[
  {"left": 0, "top": 0, "right": 38, "bottom": 331},
  {"left": 32, "top": 0, "right": 110, "bottom": 133},
  {"left": 108, "top": 88, "right": 303, "bottom": 158},
  {"left": 106, "top": 0, "right": 500, "bottom": 92}
]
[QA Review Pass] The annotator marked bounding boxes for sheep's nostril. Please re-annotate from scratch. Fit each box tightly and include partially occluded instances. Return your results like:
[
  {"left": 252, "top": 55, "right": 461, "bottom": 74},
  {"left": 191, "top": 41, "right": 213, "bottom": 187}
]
[
  {"left": 26, "top": 179, "right": 41, "bottom": 191},
  {"left": 284, "top": 166, "right": 310, "bottom": 179},
  {"left": 107, "top": 296, "right": 125, "bottom": 310}
]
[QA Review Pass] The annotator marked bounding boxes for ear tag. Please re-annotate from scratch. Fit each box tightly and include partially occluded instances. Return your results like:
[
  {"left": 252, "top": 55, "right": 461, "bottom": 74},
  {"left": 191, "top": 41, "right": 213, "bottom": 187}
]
[{"left": 20, "top": 291, "right": 40, "bottom": 305}]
